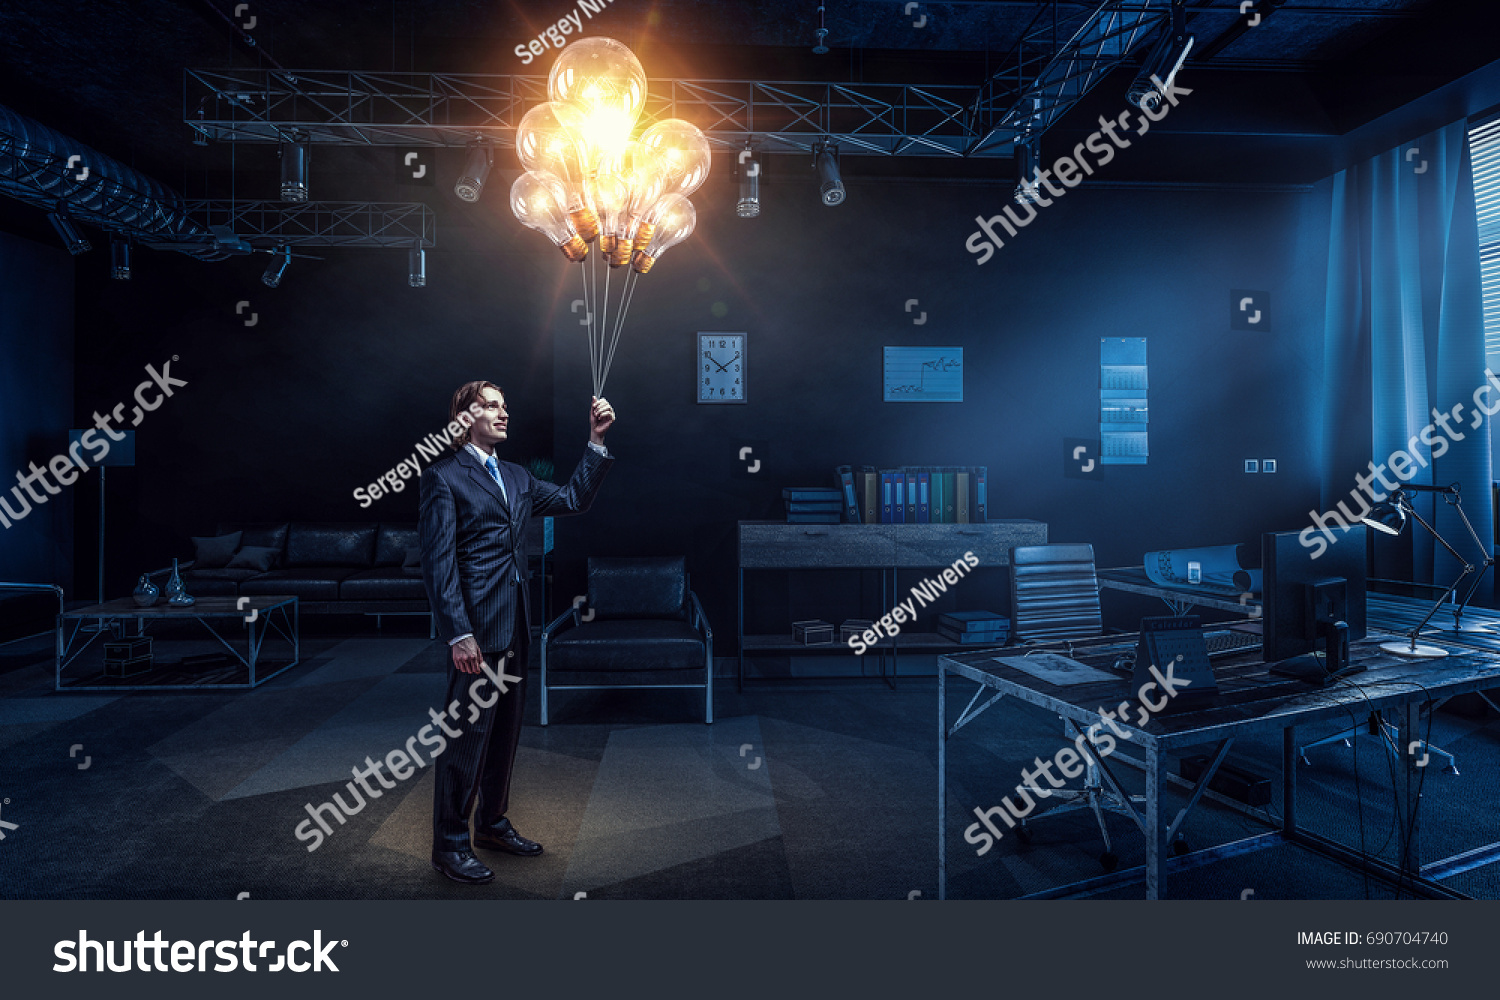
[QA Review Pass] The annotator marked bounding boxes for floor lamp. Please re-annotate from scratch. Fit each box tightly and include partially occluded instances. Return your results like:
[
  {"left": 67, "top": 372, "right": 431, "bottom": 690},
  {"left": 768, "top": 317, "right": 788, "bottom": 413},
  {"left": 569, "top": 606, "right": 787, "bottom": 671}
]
[
  {"left": 1361, "top": 482, "right": 1495, "bottom": 657},
  {"left": 69, "top": 428, "right": 134, "bottom": 607}
]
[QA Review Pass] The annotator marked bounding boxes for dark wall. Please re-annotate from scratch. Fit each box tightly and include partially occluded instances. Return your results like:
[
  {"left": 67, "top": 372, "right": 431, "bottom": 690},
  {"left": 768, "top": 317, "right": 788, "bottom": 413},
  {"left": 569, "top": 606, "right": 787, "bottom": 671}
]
[
  {"left": 0, "top": 228, "right": 74, "bottom": 594},
  {"left": 67, "top": 168, "right": 1333, "bottom": 649}
]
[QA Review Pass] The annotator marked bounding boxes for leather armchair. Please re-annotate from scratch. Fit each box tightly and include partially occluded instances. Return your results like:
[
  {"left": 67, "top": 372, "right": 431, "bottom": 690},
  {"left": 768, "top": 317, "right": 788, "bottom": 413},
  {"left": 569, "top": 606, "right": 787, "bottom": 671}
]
[{"left": 540, "top": 556, "right": 712, "bottom": 725}]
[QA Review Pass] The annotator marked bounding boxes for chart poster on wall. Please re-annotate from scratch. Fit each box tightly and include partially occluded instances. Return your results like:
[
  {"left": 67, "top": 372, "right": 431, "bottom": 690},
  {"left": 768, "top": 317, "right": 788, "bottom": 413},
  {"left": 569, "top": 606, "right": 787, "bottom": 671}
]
[
  {"left": 883, "top": 347, "right": 963, "bottom": 402},
  {"left": 1100, "top": 337, "right": 1148, "bottom": 464}
]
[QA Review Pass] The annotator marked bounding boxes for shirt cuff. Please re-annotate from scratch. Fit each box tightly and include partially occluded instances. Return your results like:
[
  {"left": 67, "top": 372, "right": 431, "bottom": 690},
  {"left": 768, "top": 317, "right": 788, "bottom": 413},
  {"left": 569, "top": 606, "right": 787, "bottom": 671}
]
[
  {"left": 448, "top": 633, "right": 473, "bottom": 646},
  {"left": 587, "top": 440, "right": 611, "bottom": 458}
]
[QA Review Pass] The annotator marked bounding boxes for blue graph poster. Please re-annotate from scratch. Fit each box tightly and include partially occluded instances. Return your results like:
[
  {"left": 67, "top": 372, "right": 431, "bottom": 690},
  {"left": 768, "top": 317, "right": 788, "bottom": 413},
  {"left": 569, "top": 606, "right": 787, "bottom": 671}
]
[{"left": 884, "top": 347, "right": 963, "bottom": 402}]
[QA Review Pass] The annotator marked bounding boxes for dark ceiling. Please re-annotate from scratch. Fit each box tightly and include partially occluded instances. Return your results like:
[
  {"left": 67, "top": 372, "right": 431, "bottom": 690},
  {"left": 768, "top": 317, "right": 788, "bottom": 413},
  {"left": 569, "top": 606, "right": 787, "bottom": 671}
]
[{"left": 0, "top": 0, "right": 1494, "bottom": 231}]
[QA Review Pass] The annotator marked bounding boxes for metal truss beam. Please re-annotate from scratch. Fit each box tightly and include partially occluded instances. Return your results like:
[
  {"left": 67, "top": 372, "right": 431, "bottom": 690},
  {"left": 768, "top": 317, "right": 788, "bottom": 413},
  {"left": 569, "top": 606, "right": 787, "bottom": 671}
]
[
  {"left": 967, "top": 0, "right": 1170, "bottom": 155},
  {"left": 186, "top": 68, "right": 983, "bottom": 157},
  {"left": 180, "top": 200, "right": 434, "bottom": 248}
]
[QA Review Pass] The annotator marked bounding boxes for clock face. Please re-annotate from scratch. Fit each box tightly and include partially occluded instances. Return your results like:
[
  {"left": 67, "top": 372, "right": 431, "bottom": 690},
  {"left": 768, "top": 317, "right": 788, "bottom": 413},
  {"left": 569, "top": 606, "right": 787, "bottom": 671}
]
[{"left": 698, "top": 332, "right": 747, "bottom": 403}]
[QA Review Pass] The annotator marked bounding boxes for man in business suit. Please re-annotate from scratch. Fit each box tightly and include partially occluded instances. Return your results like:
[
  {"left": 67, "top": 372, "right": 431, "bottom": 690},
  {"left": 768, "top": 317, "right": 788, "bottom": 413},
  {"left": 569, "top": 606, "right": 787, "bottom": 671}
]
[{"left": 419, "top": 380, "right": 614, "bottom": 884}]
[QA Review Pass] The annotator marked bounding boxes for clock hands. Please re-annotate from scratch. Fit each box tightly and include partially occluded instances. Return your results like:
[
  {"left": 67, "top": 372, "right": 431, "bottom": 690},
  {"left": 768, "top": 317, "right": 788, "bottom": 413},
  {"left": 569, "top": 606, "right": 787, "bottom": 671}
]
[{"left": 709, "top": 351, "right": 740, "bottom": 373}]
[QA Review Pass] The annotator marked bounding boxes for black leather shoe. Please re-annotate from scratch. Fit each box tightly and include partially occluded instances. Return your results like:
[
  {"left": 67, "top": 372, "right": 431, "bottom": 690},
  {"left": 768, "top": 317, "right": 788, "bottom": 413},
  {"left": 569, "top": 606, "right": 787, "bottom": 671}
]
[
  {"left": 431, "top": 850, "right": 495, "bottom": 884},
  {"left": 474, "top": 818, "right": 544, "bottom": 857}
]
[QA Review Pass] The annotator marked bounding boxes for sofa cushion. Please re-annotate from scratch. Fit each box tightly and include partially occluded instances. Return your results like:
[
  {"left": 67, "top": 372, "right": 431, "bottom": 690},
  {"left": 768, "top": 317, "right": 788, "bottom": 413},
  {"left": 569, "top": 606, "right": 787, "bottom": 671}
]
[
  {"left": 546, "top": 619, "right": 705, "bottom": 671},
  {"left": 375, "top": 524, "right": 419, "bottom": 566},
  {"left": 227, "top": 546, "right": 279, "bottom": 573},
  {"left": 182, "top": 568, "right": 263, "bottom": 597},
  {"left": 403, "top": 547, "right": 422, "bottom": 572},
  {"left": 191, "top": 531, "right": 242, "bottom": 569},
  {"left": 587, "top": 556, "right": 686, "bottom": 620},
  {"left": 339, "top": 568, "right": 429, "bottom": 601},
  {"left": 218, "top": 523, "right": 289, "bottom": 555},
  {"left": 238, "top": 569, "right": 352, "bottom": 601},
  {"left": 285, "top": 524, "right": 377, "bottom": 569}
]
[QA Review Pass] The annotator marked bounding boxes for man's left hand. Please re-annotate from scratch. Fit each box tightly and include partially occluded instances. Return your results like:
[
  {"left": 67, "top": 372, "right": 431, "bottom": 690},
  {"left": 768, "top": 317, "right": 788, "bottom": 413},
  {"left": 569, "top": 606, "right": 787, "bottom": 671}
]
[{"left": 590, "top": 396, "right": 615, "bottom": 444}]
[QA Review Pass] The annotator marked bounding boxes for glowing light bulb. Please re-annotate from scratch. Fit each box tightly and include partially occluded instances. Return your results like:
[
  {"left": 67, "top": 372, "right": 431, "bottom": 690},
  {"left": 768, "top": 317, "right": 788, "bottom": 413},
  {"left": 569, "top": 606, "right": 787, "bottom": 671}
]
[
  {"left": 515, "top": 102, "right": 599, "bottom": 242},
  {"left": 548, "top": 37, "right": 648, "bottom": 136},
  {"left": 634, "top": 119, "right": 710, "bottom": 252},
  {"left": 510, "top": 171, "right": 588, "bottom": 263},
  {"left": 589, "top": 171, "right": 630, "bottom": 260},
  {"left": 604, "top": 142, "right": 666, "bottom": 267},
  {"left": 631, "top": 194, "right": 696, "bottom": 274}
]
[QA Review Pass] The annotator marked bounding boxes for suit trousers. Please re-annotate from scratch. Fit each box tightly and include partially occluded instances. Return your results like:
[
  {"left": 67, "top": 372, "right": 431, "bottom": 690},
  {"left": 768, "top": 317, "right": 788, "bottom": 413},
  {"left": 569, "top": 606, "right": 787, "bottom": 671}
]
[{"left": 432, "top": 588, "right": 530, "bottom": 853}]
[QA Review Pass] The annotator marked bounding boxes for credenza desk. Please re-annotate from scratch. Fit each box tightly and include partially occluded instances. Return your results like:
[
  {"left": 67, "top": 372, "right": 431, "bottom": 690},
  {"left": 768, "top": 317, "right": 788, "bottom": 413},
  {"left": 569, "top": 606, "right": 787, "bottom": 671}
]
[
  {"left": 938, "top": 631, "right": 1500, "bottom": 900},
  {"left": 737, "top": 520, "right": 1048, "bottom": 689}
]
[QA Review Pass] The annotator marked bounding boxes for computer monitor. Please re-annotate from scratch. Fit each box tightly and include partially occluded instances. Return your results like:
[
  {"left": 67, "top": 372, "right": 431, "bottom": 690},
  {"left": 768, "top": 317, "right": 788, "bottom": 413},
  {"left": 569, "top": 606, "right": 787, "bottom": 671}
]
[{"left": 1262, "top": 525, "right": 1367, "bottom": 685}]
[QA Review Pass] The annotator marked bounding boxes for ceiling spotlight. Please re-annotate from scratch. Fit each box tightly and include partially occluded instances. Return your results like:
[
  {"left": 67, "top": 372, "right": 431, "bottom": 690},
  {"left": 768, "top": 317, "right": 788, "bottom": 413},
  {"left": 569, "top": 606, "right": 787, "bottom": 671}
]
[
  {"left": 110, "top": 238, "right": 131, "bottom": 280},
  {"left": 1013, "top": 142, "right": 1042, "bottom": 204},
  {"left": 454, "top": 144, "right": 494, "bottom": 203},
  {"left": 1127, "top": 1, "right": 1194, "bottom": 111},
  {"left": 814, "top": 142, "right": 844, "bottom": 206},
  {"left": 48, "top": 212, "right": 91, "bottom": 255},
  {"left": 262, "top": 245, "right": 291, "bottom": 287},
  {"left": 812, "top": 2, "right": 829, "bottom": 54},
  {"left": 409, "top": 243, "right": 426, "bottom": 288},
  {"left": 279, "top": 136, "right": 310, "bottom": 202},
  {"left": 737, "top": 143, "right": 761, "bottom": 218}
]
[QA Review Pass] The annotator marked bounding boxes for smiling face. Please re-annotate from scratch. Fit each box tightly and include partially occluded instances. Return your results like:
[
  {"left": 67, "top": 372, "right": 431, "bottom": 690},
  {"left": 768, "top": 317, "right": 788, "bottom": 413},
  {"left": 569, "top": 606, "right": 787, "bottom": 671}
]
[{"left": 468, "top": 386, "right": 508, "bottom": 450}]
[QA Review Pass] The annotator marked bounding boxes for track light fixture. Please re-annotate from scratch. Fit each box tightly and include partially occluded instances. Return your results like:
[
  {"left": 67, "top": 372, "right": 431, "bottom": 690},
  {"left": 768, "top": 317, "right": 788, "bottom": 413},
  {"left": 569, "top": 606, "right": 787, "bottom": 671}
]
[
  {"left": 48, "top": 212, "right": 91, "bottom": 255},
  {"left": 262, "top": 245, "right": 291, "bottom": 287},
  {"left": 814, "top": 141, "right": 844, "bottom": 207},
  {"left": 812, "top": 2, "right": 829, "bottom": 54},
  {"left": 737, "top": 142, "right": 761, "bottom": 218},
  {"left": 110, "top": 238, "right": 131, "bottom": 280},
  {"left": 454, "top": 144, "right": 494, "bottom": 203},
  {"left": 279, "top": 135, "right": 310, "bottom": 202},
  {"left": 1013, "top": 142, "right": 1042, "bottom": 205},
  {"left": 1127, "top": 1, "right": 1193, "bottom": 111},
  {"left": 409, "top": 242, "right": 426, "bottom": 287}
]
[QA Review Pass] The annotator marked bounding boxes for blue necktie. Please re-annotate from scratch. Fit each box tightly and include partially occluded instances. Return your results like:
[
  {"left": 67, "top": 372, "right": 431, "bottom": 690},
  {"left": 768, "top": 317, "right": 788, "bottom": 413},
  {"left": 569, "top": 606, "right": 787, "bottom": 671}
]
[
  {"left": 485, "top": 455, "right": 520, "bottom": 585},
  {"left": 485, "top": 455, "right": 508, "bottom": 504}
]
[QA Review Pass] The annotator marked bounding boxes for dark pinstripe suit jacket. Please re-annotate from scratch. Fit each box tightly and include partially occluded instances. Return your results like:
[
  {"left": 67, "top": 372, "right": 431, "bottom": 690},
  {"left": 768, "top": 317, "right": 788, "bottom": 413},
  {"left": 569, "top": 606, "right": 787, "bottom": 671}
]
[{"left": 419, "top": 444, "right": 612, "bottom": 652}]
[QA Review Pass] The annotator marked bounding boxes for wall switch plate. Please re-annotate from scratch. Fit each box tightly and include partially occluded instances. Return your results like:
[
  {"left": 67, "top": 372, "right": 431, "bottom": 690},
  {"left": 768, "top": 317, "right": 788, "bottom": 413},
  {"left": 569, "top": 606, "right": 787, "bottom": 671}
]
[
  {"left": 1262, "top": 459, "right": 1277, "bottom": 473},
  {"left": 1245, "top": 460, "right": 1259, "bottom": 473}
]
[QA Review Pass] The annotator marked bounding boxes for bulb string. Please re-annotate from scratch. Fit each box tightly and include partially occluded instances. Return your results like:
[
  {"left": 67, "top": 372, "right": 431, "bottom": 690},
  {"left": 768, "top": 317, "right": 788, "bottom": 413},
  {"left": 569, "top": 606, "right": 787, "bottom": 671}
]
[
  {"left": 598, "top": 267, "right": 639, "bottom": 396},
  {"left": 581, "top": 256, "right": 598, "bottom": 400}
]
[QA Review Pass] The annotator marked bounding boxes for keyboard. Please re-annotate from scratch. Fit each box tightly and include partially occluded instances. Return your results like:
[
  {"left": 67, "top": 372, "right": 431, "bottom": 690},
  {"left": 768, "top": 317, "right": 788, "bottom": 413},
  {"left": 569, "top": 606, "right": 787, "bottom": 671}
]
[{"left": 1203, "top": 629, "right": 1262, "bottom": 658}]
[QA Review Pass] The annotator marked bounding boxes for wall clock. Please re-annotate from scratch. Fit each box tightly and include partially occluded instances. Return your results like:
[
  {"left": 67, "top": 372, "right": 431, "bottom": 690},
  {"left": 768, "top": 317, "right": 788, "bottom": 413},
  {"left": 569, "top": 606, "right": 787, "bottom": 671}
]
[{"left": 698, "top": 332, "right": 747, "bottom": 403}]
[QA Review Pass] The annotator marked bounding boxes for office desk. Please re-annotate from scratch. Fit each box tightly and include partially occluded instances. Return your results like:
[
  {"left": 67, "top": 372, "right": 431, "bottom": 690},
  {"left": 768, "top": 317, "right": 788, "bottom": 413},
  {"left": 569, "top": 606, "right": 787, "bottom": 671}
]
[
  {"left": 938, "top": 633, "right": 1500, "bottom": 899},
  {"left": 1097, "top": 566, "right": 1261, "bottom": 617}
]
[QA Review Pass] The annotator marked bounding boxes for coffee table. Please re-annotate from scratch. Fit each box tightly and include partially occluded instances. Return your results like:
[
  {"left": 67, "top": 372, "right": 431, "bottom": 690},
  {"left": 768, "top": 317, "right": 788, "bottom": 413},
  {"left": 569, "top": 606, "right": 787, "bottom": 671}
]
[{"left": 57, "top": 596, "right": 299, "bottom": 690}]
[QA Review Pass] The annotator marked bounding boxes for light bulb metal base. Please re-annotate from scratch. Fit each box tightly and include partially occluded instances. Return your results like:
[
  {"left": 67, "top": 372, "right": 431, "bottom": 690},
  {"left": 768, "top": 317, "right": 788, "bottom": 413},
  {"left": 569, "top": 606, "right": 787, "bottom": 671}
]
[
  {"left": 558, "top": 235, "right": 589, "bottom": 263},
  {"left": 569, "top": 207, "right": 600, "bottom": 243}
]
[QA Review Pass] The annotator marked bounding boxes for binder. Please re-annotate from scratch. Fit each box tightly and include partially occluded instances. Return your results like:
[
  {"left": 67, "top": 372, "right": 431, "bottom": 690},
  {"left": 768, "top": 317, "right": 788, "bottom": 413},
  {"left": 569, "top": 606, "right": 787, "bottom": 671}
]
[
  {"left": 956, "top": 471, "right": 969, "bottom": 523},
  {"left": 862, "top": 470, "right": 879, "bottom": 525},
  {"left": 905, "top": 469, "right": 917, "bottom": 522},
  {"left": 893, "top": 473, "right": 906, "bottom": 524},
  {"left": 930, "top": 469, "right": 945, "bottom": 524},
  {"left": 941, "top": 469, "right": 957, "bottom": 522},
  {"left": 916, "top": 470, "right": 931, "bottom": 523},
  {"left": 975, "top": 466, "right": 987, "bottom": 522},
  {"left": 880, "top": 471, "right": 894, "bottom": 523},
  {"left": 836, "top": 465, "right": 860, "bottom": 522}
]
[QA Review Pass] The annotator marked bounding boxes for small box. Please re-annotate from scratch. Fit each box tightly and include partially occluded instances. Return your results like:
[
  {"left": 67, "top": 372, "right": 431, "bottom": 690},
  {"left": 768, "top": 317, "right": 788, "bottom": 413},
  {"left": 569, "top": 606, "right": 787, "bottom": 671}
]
[
  {"left": 840, "top": 619, "right": 874, "bottom": 642},
  {"left": 104, "top": 654, "right": 153, "bottom": 677},
  {"left": 792, "top": 620, "right": 834, "bottom": 645},
  {"left": 104, "top": 636, "right": 152, "bottom": 661}
]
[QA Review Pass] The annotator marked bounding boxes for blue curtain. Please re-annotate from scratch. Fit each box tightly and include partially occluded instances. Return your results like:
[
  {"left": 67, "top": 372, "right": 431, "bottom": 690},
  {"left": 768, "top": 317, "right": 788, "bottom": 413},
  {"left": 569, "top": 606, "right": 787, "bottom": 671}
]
[{"left": 1322, "top": 120, "right": 1491, "bottom": 608}]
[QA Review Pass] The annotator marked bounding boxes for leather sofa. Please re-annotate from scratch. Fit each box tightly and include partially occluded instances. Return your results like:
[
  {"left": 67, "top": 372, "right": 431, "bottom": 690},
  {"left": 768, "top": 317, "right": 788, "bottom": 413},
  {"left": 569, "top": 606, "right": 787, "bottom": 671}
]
[{"left": 540, "top": 555, "right": 712, "bottom": 725}]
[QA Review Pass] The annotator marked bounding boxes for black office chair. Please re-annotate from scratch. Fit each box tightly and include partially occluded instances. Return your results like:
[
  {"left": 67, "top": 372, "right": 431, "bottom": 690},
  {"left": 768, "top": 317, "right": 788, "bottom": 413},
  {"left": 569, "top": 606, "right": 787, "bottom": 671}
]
[
  {"left": 540, "top": 556, "right": 712, "bottom": 725},
  {"left": 1006, "top": 543, "right": 1138, "bottom": 869},
  {"left": 1010, "top": 543, "right": 1104, "bottom": 643}
]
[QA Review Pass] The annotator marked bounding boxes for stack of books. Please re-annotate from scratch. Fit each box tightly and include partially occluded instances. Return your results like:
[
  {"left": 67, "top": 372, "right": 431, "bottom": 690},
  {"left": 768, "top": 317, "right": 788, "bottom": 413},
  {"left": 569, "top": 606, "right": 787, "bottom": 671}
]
[
  {"left": 937, "top": 611, "right": 1010, "bottom": 645},
  {"left": 784, "top": 486, "right": 843, "bottom": 523},
  {"left": 836, "top": 465, "right": 989, "bottom": 523}
]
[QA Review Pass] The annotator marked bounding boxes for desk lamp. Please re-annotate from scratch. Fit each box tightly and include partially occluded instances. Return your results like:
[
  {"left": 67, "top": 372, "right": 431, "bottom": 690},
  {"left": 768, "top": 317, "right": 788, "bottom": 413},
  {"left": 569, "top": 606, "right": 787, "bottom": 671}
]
[{"left": 1361, "top": 482, "right": 1495, "bottom": 657}]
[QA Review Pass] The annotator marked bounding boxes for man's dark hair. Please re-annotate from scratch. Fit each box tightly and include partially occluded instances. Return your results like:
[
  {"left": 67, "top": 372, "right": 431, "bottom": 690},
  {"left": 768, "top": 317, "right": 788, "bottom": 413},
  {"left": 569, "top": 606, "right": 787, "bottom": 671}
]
[{"left": 449, "top": 380, "right": 504, "bottom": 451}]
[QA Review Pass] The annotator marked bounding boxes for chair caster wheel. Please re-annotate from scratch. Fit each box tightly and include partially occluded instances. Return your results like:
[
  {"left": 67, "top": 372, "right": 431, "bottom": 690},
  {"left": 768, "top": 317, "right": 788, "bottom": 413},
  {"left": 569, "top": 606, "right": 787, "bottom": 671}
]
[
  {"left": 1014, "top": 826, "right": 1033, "bottom": 845},
  {"left": 1172, "top": 837, "right": 1190, "bottom": 857},
  {"left": 1099, "top": 852, "right": 1119, "bottom": 872}
]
